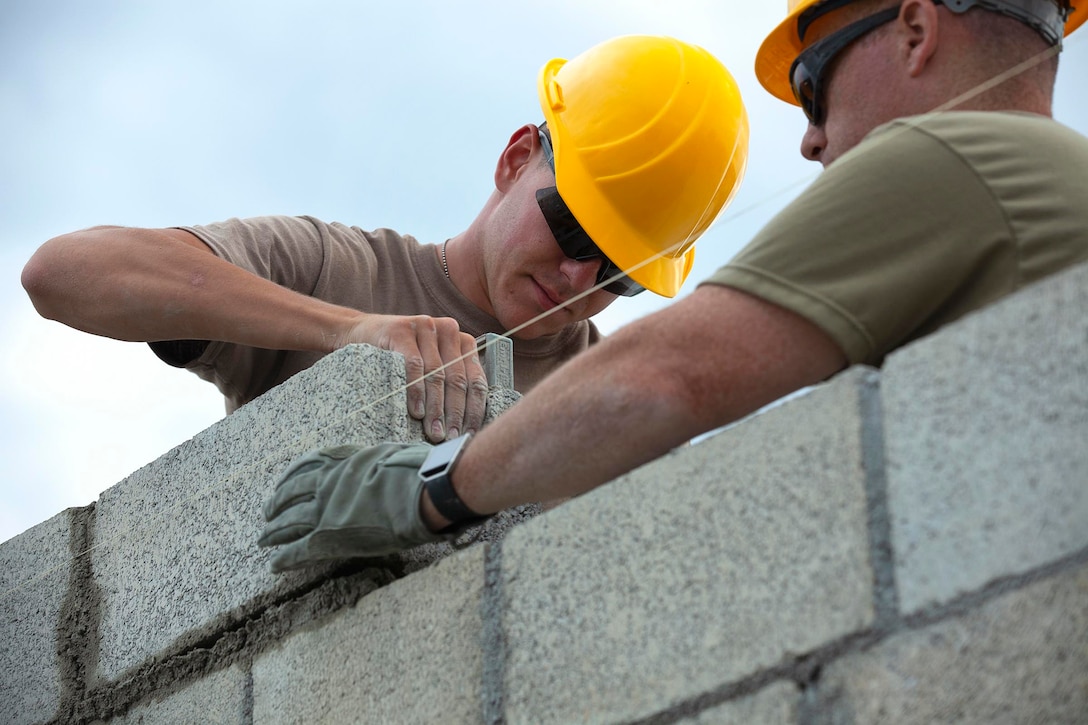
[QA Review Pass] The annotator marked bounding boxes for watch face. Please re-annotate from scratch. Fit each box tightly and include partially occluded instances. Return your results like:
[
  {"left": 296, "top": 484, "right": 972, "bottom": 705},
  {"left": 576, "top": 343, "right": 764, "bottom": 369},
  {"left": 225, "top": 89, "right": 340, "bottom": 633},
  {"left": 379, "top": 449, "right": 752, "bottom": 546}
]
[
  {"left": 420, "top": 435, "right": 467, "bottom": 479},
  {"left": 418, "top": 433, "right": 481, "bottom": 524}
]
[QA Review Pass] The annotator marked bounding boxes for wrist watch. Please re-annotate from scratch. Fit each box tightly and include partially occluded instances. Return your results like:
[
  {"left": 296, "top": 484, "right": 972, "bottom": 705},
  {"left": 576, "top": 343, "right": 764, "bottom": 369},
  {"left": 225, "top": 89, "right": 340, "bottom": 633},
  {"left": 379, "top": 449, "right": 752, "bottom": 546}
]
[{"left": 419, "top": 433, "right": 489, "bottom": 529}]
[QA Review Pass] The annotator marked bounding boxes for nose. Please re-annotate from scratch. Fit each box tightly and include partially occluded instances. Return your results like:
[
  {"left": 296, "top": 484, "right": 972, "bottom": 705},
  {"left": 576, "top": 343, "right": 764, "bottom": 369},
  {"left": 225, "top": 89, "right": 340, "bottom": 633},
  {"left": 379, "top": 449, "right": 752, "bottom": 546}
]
[
  {"left": 801, "top": 122, "right": 827, "bottom": 163},
  {"left": 560, "top": 256, "right": 604, "bottom": 293}
]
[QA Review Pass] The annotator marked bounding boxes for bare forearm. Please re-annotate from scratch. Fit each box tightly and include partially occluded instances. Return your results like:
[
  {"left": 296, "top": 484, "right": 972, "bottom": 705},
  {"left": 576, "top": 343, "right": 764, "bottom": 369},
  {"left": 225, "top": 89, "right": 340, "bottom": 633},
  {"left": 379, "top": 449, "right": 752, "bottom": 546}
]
[
  {"left": 426, "top": 285, "right": 848, "bottom": 526},
  {"left": 447, "top": 297, "right": 732, "bottom": 516},
  {"left": 455, "top": 335, "right": 702, "bottom": 509},
  {"left": 22, "top": 226, "right": 355, "bottom": 352}
]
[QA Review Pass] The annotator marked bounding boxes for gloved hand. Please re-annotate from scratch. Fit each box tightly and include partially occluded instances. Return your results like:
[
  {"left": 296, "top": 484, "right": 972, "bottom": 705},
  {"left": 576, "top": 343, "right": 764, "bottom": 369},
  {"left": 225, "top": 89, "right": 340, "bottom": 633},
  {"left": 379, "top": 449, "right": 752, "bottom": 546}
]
[{"left": 258, "top": 442, "right": 441, "bottom": 572}]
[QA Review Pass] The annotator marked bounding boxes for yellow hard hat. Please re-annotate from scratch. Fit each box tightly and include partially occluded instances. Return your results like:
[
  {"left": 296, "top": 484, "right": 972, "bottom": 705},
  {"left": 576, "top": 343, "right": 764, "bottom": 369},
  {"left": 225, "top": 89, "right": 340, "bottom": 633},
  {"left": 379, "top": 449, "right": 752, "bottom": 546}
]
[
  {"left": 538, "top": 35, "right": 749, "bottom": 298},
  {"left": 756, "top": 0, "right": 1085, "bottom": 107}
]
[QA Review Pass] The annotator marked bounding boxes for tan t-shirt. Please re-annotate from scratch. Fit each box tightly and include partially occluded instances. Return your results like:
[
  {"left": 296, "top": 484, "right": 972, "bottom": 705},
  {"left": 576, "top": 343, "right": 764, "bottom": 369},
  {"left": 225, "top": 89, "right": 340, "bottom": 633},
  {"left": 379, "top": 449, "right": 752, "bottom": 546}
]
[
  {"left": 703, "top": 112, "right": 1088, "bottom": 365},
  {"left": 152, "top": 215, "right": 600, "bottom": 412}
]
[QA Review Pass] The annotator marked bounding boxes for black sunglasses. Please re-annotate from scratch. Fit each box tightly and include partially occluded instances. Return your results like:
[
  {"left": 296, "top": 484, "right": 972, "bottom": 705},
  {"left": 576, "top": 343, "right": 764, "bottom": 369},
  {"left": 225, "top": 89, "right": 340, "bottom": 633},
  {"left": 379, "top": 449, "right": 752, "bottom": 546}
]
[
  {"left": 790, "top": 4, "right": 901, "bottom": 126},
  {"left": 535, "top": 128, "right": 644, "bottom": 297}
]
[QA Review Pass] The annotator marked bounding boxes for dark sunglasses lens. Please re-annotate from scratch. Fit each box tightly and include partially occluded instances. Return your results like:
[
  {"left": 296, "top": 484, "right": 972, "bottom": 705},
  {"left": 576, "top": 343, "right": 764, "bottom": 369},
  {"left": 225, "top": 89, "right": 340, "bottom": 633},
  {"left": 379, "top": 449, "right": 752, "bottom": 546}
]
[
  {"left": 790, "top": 60, "right": 820, "bottom": 125},
  {"left": 602, "top": 270, "right": 644, "bottom": 297},
  {"left": 596, "top": 257, "right": 645, "bottom": 296},
  {"left": 535, "top": 186, "right": 644, "bottom": 296},
  {"left": 788, "top": 6, "right": 900, "bottom": 127},
  {"left": 536, "top": 186, "right": 593, "bottom": 259}
]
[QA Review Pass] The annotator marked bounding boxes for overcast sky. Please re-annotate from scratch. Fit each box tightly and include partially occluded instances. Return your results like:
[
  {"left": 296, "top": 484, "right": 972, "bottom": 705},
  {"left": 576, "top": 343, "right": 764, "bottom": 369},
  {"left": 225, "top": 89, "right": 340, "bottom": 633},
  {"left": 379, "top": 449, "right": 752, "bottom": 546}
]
[{"left": 2, "top": 0, "right": 1085, "bottom": 544}]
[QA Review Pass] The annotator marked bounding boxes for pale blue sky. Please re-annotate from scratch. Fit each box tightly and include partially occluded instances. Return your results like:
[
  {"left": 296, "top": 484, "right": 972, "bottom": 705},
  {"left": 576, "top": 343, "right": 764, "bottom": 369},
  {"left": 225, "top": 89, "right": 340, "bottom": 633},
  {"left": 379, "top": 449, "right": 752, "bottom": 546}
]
[{"left": 2, "top": 0, "right": 1085, "bottom": 543}]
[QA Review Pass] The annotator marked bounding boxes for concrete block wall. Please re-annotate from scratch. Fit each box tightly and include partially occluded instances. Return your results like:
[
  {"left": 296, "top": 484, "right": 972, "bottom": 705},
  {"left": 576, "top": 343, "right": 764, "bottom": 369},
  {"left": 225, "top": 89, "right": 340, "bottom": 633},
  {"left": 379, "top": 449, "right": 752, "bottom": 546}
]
[
  {"left": 2, "top": 263, "right": 1086, "bottom": 723},
  {"left": 0, "top": 341, "right": 525, "bottom": 724}
]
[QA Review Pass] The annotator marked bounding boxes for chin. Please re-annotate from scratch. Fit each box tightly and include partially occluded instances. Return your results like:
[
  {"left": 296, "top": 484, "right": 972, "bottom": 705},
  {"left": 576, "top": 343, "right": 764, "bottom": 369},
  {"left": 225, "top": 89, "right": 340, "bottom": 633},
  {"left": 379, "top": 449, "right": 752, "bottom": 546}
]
[
  {"left": 505, "top": 313, "right": 566, "bottom": 340},
  {"left": 506, "top": 321, "right": 549, "bottom": 340}
]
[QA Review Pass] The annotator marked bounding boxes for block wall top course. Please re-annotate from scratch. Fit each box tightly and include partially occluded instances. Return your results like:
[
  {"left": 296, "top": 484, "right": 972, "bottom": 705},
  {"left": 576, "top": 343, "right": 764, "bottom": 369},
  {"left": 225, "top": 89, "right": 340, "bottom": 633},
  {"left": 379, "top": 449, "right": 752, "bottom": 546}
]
[
  {"left": 882, "top": 261, "right": 1088, "bottom": 614},
  {"left": 499, "top": 367, "right": 879, "bottom": 724},
  {"left": 90, "top": 344, "right": 520, "bottom": 682},
  {"left": 5, "top": 265, "right": 1087, "bottom": 724}
]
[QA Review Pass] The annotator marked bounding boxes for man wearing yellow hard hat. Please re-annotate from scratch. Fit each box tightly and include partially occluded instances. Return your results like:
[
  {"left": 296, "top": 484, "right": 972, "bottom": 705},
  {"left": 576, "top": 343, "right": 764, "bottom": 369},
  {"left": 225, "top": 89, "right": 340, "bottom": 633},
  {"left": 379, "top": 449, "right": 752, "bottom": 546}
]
[
  {"left": 23, "top": 35, "right": 748, "bottom": 445},
  {"left": 258, "top": 0, "right": 1088, "bottom": 568}
]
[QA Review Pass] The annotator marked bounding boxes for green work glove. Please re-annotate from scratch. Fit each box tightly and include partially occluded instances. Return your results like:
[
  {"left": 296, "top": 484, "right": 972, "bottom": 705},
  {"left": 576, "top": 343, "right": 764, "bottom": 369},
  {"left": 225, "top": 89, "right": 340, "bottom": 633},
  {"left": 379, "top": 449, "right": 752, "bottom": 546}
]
[{"left": 258, "top": 442, "right": 441, "bottom": 572}]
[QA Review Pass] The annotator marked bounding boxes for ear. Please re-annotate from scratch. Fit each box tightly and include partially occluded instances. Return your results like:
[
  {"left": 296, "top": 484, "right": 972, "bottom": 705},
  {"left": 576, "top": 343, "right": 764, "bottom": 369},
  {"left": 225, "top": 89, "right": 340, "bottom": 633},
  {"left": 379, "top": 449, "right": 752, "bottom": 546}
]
[
  {"left": 898, "top": 0, "right": 941, "bottom": 77},
  {"left": 494, "top": 125, "right": 538, "bottom": 193}
]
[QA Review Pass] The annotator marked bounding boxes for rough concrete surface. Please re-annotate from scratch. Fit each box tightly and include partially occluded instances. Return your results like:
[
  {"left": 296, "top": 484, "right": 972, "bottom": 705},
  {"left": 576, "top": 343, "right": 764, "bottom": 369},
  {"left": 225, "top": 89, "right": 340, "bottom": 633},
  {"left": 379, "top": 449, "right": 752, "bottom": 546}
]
[
  {"left": 0, "top": 510, "right": 74, "bottom": 725},
  {"left": 500, "top": 368, "right": 878, "bottom": 725},
  {"left": 676, "top": 681, "right": 800, "bottom": 725},
  {"left": 103, "top": 665, "right": 248, "bottom": 724},
  {"left": 882, "top": 262, "right": 1088, "bottom": 614},
  {"left": 92, "top": 345, "right": 418, "bottom": 681},
  {"left": 394, "top": 503, "right": 538, "bottom": 578},
  {"left": 404, "top": 387, "right": 521, "bottom": 444},
  {"left": 252, "top": 546, "right": 487, "bottom": 724},
  {"left": 814, "top": 562, "right": 1088, "bottom": 724}
]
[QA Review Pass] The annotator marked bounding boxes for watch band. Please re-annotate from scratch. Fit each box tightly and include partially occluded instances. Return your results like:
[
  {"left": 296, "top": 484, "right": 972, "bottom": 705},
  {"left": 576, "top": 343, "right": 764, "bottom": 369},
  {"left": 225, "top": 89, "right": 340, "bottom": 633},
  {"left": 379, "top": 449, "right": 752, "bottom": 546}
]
[{"left": 419, "top": 433, "right": 488, "bottom": 528}]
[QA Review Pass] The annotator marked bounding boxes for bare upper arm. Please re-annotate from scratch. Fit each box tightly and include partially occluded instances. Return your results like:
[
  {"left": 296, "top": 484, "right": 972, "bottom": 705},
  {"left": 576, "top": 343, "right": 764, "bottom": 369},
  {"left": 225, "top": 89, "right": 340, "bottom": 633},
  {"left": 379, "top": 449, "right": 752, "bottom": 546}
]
[{"left": 22, "top": 226, "right": 220, "bottom": 320}]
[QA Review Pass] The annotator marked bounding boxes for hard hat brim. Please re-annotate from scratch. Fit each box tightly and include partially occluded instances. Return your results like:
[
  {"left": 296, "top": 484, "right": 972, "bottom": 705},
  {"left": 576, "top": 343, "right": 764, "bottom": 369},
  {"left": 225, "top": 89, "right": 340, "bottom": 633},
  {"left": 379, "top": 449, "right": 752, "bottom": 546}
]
[{"left": 755, "top": 0, "right": 819, "bottom": 108}]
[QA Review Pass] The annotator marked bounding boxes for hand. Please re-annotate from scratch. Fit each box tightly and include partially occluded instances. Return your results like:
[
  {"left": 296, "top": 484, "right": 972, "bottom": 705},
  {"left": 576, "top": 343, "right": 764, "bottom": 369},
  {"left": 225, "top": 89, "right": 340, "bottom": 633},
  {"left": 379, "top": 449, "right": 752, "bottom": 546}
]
[
  {"left": 342, "top": 314, "right": 489, "bottom": 443},
  {"left": 258, "top": 442, "right": 441, "bottom": 572}
]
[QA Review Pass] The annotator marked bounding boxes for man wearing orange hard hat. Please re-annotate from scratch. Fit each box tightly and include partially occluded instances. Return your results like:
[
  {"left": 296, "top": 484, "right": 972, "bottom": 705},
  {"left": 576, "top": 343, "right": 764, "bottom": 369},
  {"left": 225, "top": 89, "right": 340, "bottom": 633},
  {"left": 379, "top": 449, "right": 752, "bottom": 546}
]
[{"left": 258, "top": 1, "right": 1088, "bottom": 568}]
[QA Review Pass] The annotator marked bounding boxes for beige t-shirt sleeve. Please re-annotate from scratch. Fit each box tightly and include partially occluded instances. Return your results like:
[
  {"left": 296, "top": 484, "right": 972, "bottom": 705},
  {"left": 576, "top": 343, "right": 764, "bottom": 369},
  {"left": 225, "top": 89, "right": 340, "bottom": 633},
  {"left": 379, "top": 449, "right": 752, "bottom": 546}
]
[
  {"left": 702, "top": 119, "right": 1014, "bottom": 366},
  {"left": 182, "top": 215, "right": 347, "bottom": 296}
]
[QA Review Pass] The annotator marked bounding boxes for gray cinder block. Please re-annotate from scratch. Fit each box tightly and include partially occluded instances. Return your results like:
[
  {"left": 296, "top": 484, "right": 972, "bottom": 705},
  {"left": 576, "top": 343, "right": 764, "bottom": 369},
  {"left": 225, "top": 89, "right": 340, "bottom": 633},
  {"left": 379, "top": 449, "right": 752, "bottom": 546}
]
[
  {"left": 93, "top": 345, "right": 426, "bottom": 681},
  {"left": 252, "top": 546, "right": 486, "bottom": 723},
  {"left": 93, "top": 344, "right": 521, "bottom": 682},
  {"left": 882, "top": 262, "right": 1088, "bottom": 614},
  {"left": 500, "top": 368, "right": 878, "bottom": 724},
  {"left": 0, "top": 510, "right": 77, "bottom": 725},
  {"left": 814, "top": 563, "right": 1088, "bottom": 724}
]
